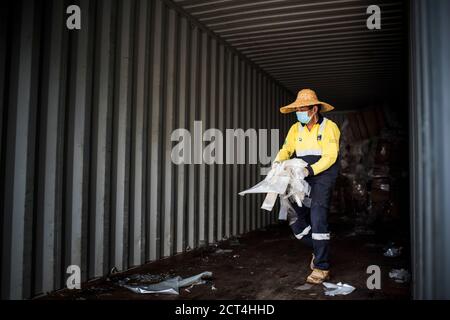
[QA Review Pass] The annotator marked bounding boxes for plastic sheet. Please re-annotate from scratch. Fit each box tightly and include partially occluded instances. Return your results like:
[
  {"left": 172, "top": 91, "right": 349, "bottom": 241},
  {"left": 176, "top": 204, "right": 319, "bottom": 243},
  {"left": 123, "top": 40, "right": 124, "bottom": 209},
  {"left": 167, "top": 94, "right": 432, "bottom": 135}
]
[
  {"left": 121, "top": 271, "right": 213, "bottom": 295},
  {"left": 239, "top": 159, "right": 311, "bottom": 219},
  {"left": 261, "top": 192, "right": 279, "bottom": 211},
  {"left": 238, "top": 175, "right": 290, "bottom": 195},
  {"left": 322, "top": 282, "right": 356, "bottom": 296}
]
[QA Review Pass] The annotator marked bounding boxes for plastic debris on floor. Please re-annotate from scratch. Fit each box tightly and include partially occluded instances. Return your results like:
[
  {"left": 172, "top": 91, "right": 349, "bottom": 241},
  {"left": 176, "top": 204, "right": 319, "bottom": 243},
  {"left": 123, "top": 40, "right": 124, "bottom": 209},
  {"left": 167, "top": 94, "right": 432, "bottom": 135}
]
[
  {"left": 212, "top": 249, "right": 233, "bottom": 255},
  {"left": 119, "top": 271, "right": 213, "bottom": 295},
  {"left": 239, "top": 158, "right": 311, "bottom": 220},
  {"left": 294, "top": 283, "right": 314, "bottom": 291},
  {"left": 389, "top": 269, "right": 410, "bottom": 283},
  {"left": 322, "top": 282, "right": 356, "bottom": 296},
  {"left": 383, "top": 243, "right": 403, "bottom": 257}
]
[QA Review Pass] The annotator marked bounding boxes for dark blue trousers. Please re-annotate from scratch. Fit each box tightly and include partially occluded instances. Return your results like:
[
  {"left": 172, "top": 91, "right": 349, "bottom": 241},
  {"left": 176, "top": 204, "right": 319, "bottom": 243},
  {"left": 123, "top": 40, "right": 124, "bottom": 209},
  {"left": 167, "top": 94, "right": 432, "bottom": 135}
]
[{"left": 289, "top": 160, "right": 339, "bottom": 270}]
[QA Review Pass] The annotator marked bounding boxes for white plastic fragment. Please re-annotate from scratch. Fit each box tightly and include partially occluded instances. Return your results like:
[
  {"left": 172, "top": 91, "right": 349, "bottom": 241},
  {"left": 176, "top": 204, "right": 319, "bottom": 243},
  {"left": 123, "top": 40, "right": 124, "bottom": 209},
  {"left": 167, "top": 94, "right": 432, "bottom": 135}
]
[
  {"left": 239, "top": 159, "right": 311, "bottom": 220},
  {"left": 384, "top": 247, "right": 403, "bottom": 257},
  {"left": 178, "top": 271, "right": 213, "bottom": 288},
  {"left": 389, "top": 269, "right": 410, "bottom": 283},
  {"left": 123, "top": 277, "right": 180, "bottom": 295},
  {"left": 278, "top": 198, "right": 290, "bottom": 221},
  {"left": 122, "top": 271, "right": 213, "bottom": 295},
  {"left": 294, "top": 283, "right": 314, "bottom": 291},
  {"left": 322, "top": 282, "right": 356, "bottom": 296},
  {"left": 261, "top": 192, "right": 279, "bottom": 211},
  {"left": 213, "top": 249, "right": 233, "bottom": 255}
]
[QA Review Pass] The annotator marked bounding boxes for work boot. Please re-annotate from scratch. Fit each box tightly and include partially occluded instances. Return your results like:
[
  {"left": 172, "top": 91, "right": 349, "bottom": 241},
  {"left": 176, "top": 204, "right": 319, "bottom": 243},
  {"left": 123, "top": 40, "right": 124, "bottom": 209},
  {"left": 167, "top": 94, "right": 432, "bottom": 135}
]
[
  {"left": 306, "top": 268, "right": 330, "bottom": 284},
  {"left": 310, "top": 254, "right": 315, "bottom": 271}
]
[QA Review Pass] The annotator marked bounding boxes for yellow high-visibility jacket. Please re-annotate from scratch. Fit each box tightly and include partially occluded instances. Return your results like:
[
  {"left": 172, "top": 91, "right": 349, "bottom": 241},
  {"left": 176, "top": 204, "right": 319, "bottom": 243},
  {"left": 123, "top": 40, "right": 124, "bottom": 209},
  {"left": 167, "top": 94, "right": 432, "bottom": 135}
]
[{"left": 274, "top": 115, "right": 340, "bottom": 176}]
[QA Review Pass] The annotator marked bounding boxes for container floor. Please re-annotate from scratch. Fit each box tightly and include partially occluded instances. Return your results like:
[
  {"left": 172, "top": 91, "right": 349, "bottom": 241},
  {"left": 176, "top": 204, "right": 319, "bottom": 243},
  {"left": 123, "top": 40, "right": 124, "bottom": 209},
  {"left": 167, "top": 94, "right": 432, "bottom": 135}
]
[{"left": 41, "top": 218, "right": 410, "bottom": 300}]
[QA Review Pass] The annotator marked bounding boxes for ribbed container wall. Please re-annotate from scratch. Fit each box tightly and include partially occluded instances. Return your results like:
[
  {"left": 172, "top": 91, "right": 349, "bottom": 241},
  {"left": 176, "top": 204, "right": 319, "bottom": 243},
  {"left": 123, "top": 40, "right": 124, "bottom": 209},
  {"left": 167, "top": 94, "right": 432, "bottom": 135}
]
[
  {"left": 0, "top": 0, "right": 293, "bottom": 299},
  {"left": 409, "top": 0, "right": 450, "bottom": 299}
]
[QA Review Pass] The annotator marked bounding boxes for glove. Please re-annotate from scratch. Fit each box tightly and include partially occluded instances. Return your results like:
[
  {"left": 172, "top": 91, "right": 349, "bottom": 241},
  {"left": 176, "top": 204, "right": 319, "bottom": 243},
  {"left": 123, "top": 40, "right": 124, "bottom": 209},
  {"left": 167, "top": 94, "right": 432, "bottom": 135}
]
[
  {"left": 272, "top": 161, "right": 281, "bottom": 170},
  {"left": 302, "top": 167, "right": 310, "bottom": 178}
]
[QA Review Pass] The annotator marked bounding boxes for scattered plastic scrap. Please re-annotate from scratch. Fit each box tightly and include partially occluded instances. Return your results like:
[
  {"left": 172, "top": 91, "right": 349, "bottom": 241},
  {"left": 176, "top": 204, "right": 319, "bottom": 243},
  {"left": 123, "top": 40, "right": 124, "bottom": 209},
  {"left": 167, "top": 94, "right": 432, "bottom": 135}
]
[
  {"left": 121, "top": 271, "right": 213, "bottom": 295},
  {"left": 322, "top": 282, "right": 356, "bottom": 296},
  {"left": 384, "top": 245, "right": 403, "bottom": 257},
  {"left": 122, "top": 277, "right": 179, "bottom": 295},
  {"left": 294, "top": 283, "right": 314, "bottom": 291},
  {"left": 213, "top": 249, "right": 233, "bottom": 255},
  {"left": 389, "top": 269, "right": 410, "bottom": 283}
]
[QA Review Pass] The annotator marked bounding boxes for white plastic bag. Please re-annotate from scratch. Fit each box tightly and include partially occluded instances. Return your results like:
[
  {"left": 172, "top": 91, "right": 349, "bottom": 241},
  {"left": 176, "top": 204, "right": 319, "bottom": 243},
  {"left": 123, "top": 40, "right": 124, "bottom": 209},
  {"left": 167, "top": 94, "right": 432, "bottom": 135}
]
[{"left": 239, "top": 159, "right": 311, "bottom": 219}]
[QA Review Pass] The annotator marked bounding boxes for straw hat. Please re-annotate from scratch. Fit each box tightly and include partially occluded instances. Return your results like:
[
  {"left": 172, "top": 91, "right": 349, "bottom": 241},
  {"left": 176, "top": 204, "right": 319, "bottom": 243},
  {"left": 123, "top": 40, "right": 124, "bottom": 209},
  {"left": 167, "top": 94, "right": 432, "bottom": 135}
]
[{"left": 280, "top": 89, "right": 334, "bottom": 114}]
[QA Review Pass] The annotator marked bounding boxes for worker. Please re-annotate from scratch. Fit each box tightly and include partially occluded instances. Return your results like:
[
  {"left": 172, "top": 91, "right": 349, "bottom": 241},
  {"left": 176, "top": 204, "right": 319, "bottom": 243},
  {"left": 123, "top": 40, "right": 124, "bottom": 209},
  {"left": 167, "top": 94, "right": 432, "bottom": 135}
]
[{"left": 273, "top": 89, "right": 340, "bottom": 284}]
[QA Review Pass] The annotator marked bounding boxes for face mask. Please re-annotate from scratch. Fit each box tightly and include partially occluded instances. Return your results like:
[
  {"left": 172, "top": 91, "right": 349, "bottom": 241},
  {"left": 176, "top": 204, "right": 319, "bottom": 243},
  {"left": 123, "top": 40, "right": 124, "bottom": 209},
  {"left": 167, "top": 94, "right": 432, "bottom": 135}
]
[{"left": 296, "top": 111, "right": 312, "bottom": 124}]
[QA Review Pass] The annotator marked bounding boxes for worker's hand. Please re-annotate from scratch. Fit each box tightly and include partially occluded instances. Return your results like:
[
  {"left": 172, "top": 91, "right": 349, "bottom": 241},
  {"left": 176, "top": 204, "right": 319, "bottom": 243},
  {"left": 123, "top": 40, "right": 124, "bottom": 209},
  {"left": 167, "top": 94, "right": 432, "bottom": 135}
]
[
  {"left": 302, "top": 167, "right": 309, "bottom": 178},
  {"left": 272, "top": 161, "right": 281, "bottom": 170}
]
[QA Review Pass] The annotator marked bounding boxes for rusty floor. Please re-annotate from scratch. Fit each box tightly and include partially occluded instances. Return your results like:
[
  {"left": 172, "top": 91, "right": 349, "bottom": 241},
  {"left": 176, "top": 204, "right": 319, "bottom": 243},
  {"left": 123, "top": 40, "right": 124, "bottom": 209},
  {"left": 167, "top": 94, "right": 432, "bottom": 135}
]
[{"left": 41, "top": 221, "right": 410, "bottom": 300}]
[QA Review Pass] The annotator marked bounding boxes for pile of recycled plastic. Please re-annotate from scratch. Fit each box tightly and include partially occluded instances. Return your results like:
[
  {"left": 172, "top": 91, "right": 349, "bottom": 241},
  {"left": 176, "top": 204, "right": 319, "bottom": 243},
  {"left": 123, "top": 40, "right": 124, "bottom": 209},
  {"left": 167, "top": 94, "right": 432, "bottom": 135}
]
[{"left": 239, "top": 159, "right": 311, "bottom": 221}]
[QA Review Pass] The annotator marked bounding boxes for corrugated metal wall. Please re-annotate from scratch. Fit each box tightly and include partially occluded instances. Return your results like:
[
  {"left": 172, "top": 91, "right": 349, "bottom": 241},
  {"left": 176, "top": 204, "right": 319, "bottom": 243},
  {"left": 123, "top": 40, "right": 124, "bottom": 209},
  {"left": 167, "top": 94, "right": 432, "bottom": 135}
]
[
  {"left": 0, "top": 0, "right": 293, "bottom": 299},
  {"left": 409, "top": 0, "right": 450, "bottom": 299}
]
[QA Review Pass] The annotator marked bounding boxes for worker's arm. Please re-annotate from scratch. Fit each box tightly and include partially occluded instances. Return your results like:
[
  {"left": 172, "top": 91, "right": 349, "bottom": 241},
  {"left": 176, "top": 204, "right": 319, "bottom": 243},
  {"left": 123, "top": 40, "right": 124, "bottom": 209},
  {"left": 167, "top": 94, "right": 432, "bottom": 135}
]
[
  {"left": 274, "top": 123, "right": 297, "bottom": 162},
  {"left": 308, "top": 121, "right": 340, "bottom": 176}
]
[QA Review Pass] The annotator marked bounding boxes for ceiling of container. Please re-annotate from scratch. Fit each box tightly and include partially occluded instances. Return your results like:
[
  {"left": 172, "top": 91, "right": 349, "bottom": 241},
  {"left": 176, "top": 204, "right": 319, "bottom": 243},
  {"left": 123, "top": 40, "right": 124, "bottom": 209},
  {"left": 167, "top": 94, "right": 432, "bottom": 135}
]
[{"left": 174, "top": 0, "right": 407, "bottom": 110}]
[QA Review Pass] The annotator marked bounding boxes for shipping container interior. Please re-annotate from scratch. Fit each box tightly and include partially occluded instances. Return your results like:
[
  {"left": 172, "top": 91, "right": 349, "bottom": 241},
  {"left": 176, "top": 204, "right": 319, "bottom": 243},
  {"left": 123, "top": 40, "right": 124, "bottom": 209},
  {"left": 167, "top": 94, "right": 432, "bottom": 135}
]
[{"left": 1, "top": 0, "right": 449, "bottom": 300}]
